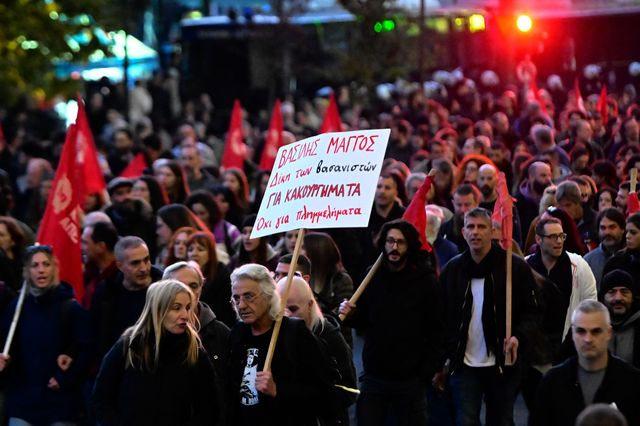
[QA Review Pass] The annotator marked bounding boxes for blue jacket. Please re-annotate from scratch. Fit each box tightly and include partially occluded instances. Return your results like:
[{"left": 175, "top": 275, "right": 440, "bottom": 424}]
[{"left": 1, "top": 282, "right": 92, "bottom": 424}]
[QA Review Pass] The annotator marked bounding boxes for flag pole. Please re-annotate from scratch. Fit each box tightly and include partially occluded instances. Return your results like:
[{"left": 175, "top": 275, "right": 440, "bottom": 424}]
[
  {"left": 339, "top": 253, "right": 383, "bottom": 321},
  {"left": 505, "top": 246, "right": 513, "bottom": 366},
  {"left": 263, "top": 227, "right": 305, "bottom": 372},
  {"left": 3, "top": 281, "right": 27, "bottom": 357},
  {"left": 339, "top": 168, "right": 436, "bottom": 321}
]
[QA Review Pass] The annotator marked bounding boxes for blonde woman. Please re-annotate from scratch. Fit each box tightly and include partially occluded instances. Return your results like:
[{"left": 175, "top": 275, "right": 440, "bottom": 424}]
[
  {"left": 91, "top": 280, "right": 219, "bottom": 425},
  {"left": 0, "top": 245, "right": 91, "bottom": 426}
]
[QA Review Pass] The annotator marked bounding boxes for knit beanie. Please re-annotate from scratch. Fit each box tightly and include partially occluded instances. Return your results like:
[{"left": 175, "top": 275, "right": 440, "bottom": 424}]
[{"left": 600, "top": 269, "right": 638, "bottom": 298}]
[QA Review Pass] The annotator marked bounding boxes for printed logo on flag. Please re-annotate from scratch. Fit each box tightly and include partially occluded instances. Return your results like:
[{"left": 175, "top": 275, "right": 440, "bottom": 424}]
[{"left": 53, "top": 174, "right": 72, "bottom": 214}]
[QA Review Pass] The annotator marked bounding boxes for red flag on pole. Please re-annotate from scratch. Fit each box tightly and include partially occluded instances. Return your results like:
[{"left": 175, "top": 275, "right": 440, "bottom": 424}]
[
  {"left": 259, "top": 99, "right": 284, "bottom": 171},
  {"left": 319, "top": 91, "right": 343, "bottom": 134},
  {"left": 119, "top": 153, "right": 147, "bottom": 178},
  {"left": 492, "top": 172, "right": 513, "bottom": 250},
  {"left": 221, "top": 100, "right": 247, "bottom": 170},
  {"left": 402, "top": 175, "right": 434, "bottom": 252},
  {"left": 628, "top": 193, "right": 640, "bottom": 216},
  {"left": 37, "top": 124, "right": 85, "bottom": 300},
  {"left": 574, "top": 77, "right": 586, "bottom": 114},
  {"left": 75, "top": 96, "right": 106, "bottom": 195},
  {"left": 596, "top": 85, "right": 609, "bottom": 126}
]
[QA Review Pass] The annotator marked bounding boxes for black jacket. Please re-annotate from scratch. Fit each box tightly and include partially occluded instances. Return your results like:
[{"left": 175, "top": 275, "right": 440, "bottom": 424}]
[
  {"left": 344, "top": 256, "right": 444, "bottom": 381},
  {"left": 533, "top": 354, "right": 640, "bottom": 426},
  {"left": 92, "top": 333, "right": 218, "bottom": 426},
  {"left": 200, "top": 262, "right": 235, "bottom": 329},
  {"left": 228, "top": 317, "right": 335, "bottom": 426},
  {"left": 440, "top": 244, "right": 538, "bottom": 372},
  {"left": 314, "top": 317, "right": 357, "bottom": 426},
  {"left": 90, "top": 267, "right": 163, "bottom": 361},
  {"left": 198, "top": 301, "right": 230, "bottom": 425}
]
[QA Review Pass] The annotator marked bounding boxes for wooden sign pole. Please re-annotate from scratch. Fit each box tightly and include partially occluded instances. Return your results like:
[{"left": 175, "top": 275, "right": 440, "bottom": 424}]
[{"left": 263, "top": 228, "right": 305, "bottom": 372}]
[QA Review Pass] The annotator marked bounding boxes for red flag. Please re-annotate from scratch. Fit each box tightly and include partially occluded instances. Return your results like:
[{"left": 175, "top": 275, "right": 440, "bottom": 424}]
[
  {"left": 492, "top": 172, "right": 513, "bottom": 250},
  {"left": 119, "top": 153, "right": 147, "bottom": 178},
  {"left": 259, "top": 99, "right": 284, "bottom": 171},
  {"left": 37, "top": 124, "right": 85, "bottom": 300},
  {"left": 402, "top": 175, "right": 433, "bottom": 252},
  {"left": 596, "top": 85, "right": 608, "bottom": 126},
  {"left": 319, "top": 91, "right": 343, "bottom": 133},
  {"left": 221, "top": 100, "right": 247, "bottom": 170},
  {"left": 629, "top": 192, "right": 640, "bottom": 216},
  {"left": 75, "top": 97, "right": 106, "bottom": 195},
  {"left": 574, "top": 77, "right": 586, "bottom": 114}
]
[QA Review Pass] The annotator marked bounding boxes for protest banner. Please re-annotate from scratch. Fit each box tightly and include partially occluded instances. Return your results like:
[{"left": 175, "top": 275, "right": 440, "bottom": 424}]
[
  {"left": 251, "top": 128, "right": 390, "bottom": 240},
  {"left": 255, "top": 128, "right": 390, "bottom": 372}
]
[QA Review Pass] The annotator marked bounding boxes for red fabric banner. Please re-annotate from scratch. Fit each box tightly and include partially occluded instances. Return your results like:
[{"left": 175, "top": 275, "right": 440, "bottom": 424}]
[
  {"left": 319, "top": 92, "right": 343, "bottom": 134},
  {"left": 259, "top": 99, "right": 284, "bottom": 171},
  {"left": 37, "top": 124, "right": 85, "bottom": 299},
  {"left": 596, "top": 85, "right": 609, "bottom": 126},
  {"left": 221, "top": 99, "right": 247, "bottom": 170},
  {"left": 402, "top": 175, "right": 433, "bottom": 252},
  {"left": 119, "top": 153, "right": 147, "bottom": 178},
  {"left": 492, "top": 172, "right": 513, "bottom": 250},
  {"left": 75, "top": 97, "right": 106, "bottom": 195}
]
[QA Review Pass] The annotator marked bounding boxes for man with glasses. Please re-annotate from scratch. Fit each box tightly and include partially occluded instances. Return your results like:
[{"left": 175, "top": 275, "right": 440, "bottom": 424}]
[
  {"left": 227, "top": 263, "right": 334, "bottom": 426},
  {"left": 339, "top": 219, "right": 444, "bottom": 426},
  {"left": 525, "top": 217, "right": 597, "bottom": 404}
]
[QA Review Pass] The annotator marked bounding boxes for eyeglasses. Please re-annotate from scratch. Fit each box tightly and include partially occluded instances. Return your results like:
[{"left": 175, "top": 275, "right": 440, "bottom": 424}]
[
  {"left": 230, "top": 292, "right": 262, "bottom": 306},
  {"left": 540, "top": 232, "right": 567, "bottom": 241},
  {"left": 385, "top": 237, "right": 407, "bottom": 248}
]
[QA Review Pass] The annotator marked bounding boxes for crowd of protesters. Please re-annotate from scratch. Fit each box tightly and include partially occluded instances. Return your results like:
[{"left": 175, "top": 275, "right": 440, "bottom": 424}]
[{"left": 0, "top": 63, "right": 638, "bottom": 425}]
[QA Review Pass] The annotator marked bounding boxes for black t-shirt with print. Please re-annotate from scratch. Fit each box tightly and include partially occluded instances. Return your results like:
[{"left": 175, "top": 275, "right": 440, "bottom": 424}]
[{"left": 236, "top": 329, "right": 273, "bottom": 426}]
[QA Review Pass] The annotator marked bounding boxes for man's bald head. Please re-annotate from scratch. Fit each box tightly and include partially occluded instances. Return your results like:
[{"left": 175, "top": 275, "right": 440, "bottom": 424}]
[
  {"left": 276, "top": 276, "right": 322, "bottom": 330},
  {"left": 477, "top": 164, "right": 498, "bottom": 199}
]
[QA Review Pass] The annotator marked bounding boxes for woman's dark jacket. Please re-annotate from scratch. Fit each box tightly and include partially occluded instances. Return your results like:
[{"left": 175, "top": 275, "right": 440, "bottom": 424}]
[
  {"left": 91, "top": 332, "right": 219, "bottom": 426},
  {"left": 0, "top": 282, "right": 92, "bottom": 424}
]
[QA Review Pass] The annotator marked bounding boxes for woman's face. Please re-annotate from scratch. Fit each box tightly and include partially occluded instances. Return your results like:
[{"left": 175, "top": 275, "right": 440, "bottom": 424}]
[
  {"left": 242, "top": 226, "right": 260, "bottom": 252},
  {"left": 464, "top": 161, "right": 479, "bottom": 183},
  {"left": 155, "top": 166, "right": 176, "bottom": 191},
  {"left": 626, "top": 223, "right": 640, "bottom": 250},
  {"left": 0, "top": 224, "right": 14, "bottom": 255},
  {"left": 187, "top": 242, "right": 209, "bottom": 269},
  {"left": 156, "top": 217, "right": 172, "bottom": 246},
  {"left": 284, "top": 231, "right": 297, "bottom": 254},
  {"left": 598, "top": 191, "right": 613, "bottom": 212},
  {"left": 173, "top": 232, "right": 190, "bottom": 260},
  {"left": 191, "top": 202, "right": 210, "bottom": 225},
  {"left": 224, "top": 173, "right": 241, "bottom": 194},
  {"left": 29, "top": 252, "right": 55, "bottom": 288},
  {"left": 163, "top": 292, "right": 191, "bottom": 334},
  {"left": 214, "top": 194, "right": 229, "bottom": 216},
  {"left": 132, "top": 180, "right": 150, "bottom": 203}
]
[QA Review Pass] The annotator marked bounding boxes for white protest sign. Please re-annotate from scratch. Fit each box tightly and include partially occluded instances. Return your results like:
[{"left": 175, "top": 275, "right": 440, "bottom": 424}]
[{"left": 251, "top": 129, "right": 390, "bottom": 239}]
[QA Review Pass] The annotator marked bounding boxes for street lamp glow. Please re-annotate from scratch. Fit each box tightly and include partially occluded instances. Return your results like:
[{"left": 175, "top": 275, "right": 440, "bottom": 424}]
[
  {"left": 516, "top": 14, "right": 532, "bottom": 32},
  {"left": 469, "top": 14, "right": 485, "bottom": 32}
]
